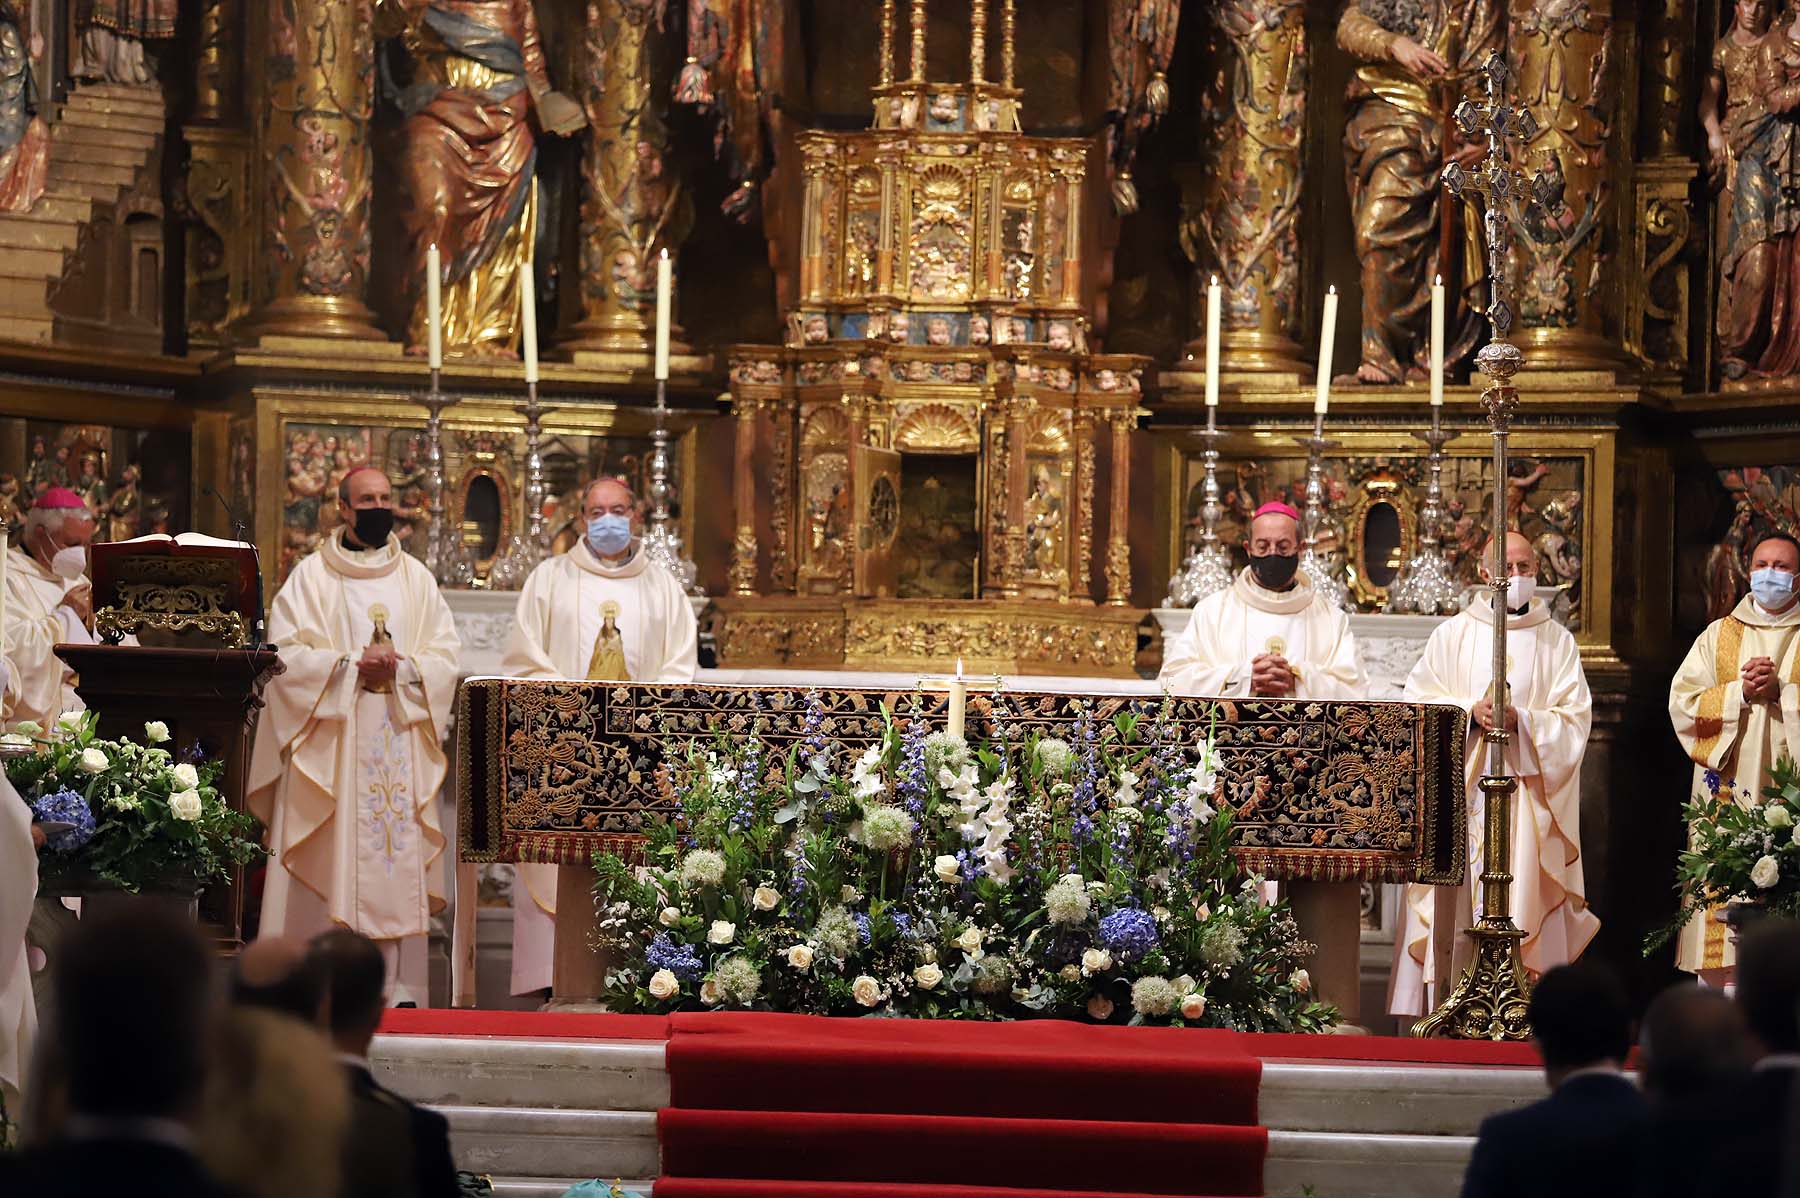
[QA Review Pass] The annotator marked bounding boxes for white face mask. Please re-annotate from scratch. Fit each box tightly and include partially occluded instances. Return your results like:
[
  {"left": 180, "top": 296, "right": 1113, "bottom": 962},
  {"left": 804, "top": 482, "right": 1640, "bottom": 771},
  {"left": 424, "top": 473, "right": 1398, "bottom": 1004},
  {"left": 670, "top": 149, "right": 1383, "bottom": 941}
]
[
  {"left": 1506, "top": 574, "right": 1536, "bottom": 610},
  {"left": 50, "top": 541, "right": 87, "bottom": 581}
]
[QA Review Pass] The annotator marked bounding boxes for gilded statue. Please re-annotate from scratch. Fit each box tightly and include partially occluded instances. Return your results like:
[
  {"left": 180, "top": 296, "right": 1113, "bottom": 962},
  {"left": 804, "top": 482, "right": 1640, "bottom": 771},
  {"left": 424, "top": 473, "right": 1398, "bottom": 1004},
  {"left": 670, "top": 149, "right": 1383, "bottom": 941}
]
[
  {"left": 1706, "top": 0, "right": 1800, "bottom": 379},
  {"left": 0, "top": 2, "right": 46, "bottom": 213},
  {"left": 676, "top": 0, "right": 789, "bottom": 220},
  {"left": 1023, "top": 465, "right": 1066, "bottom": 581},
  {"left": 378, "top": 0, "right": 586, "bottom": 359},
  {"left": 1337, "top": 0, "right": 1500, "bottom": 385}
]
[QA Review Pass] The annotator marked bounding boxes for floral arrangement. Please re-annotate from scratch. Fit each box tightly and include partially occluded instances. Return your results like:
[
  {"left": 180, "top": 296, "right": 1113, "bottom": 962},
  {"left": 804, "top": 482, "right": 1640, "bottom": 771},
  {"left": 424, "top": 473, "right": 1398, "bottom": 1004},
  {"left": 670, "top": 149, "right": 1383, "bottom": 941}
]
[
  {"left": 5, "top": 712, "right": 263, "bottom": 895},
  {"left": 594, "top": 690, "right": 1335, "bottom": 1030},
  {"left": 1647, "top": 756, "right": 1800, "bottom": 951}
]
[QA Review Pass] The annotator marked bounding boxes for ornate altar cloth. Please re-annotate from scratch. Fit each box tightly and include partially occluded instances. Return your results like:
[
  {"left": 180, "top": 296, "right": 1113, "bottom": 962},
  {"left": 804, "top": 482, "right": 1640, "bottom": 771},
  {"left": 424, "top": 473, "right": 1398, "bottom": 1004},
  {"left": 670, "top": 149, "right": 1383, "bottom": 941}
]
[{"left": 456, "top": 679, "right": 1467, "bottom": 886}]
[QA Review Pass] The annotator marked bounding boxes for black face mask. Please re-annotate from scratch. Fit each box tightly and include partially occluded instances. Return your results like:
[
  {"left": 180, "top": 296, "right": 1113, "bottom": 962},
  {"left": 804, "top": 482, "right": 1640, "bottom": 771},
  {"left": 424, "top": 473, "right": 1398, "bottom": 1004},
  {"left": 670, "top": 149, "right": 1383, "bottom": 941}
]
[
  {"left": 349, "top": 507, "right": 395, "bottom": 548},
  {"left": 1249, "top": 552, "right": 1299, "bottom": 590}
]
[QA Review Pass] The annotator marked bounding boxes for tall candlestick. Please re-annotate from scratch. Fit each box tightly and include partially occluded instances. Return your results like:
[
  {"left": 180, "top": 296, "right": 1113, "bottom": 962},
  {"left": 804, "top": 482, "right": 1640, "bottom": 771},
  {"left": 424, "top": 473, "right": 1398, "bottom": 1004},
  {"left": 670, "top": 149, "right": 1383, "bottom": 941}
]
[
  {"left": 426, "top": 243, "right": 443, "bottom": 371},
  {"left": 655, "top": 249, "right": 672, "bottom": 381},
  {"left": 1204, "top": 274, "right": 1222, "bottom": 408},
  {"left": 1430, "top": 274, "right": 1445, "bottom": 407},
  {"left": 519, "top": 260, "right": 539, "bottom": 384},
  {"left": 1314, "top": 285, "right": 1337, "bottom": 416},
  {"left": 948, "top": 657, "right": 967, "bottom": 740}
]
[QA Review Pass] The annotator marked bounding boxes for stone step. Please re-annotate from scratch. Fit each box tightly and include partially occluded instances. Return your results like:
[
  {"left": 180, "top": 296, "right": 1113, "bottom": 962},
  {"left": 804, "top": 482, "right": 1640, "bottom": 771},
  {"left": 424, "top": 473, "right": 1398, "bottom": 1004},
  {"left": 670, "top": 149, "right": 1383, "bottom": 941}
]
[
  {"left": 0, "top": 277, "right": 51, "bottom": 311},
  {"left": 69, "top": 81, "right": 165, "bottom": 104},
  {"left": 436, "top": 1105, "right": 660, "bottom": 1182},
  {"left": 0, "top": 316, "right": 55, "bottom": 344},
  {"left": 64, "top": 91, "right": 166, "bottom": 121},
  {"left": 369, "top": 1035, "right": 669, "bottom": 1112},
  {"left": 0, "top": 217, "right": 79, "bottom": 252},
  {"left": 53, "top": 140, "right": 147, "bottom": 168},
  {"left": 1265, "top": 1130, "right": 1475, "bottom": 1198},
  {"left": 1261, "top": 1062, "right": 1540, "bottom": 1138},
  {"left": 0, "top": 246, "right": 66, "bottom": 279},
  {"left": 20, "top": 194, "right": 94, "bottom": 224},
  {"left": 56, "top": 106, "right": 162, "bottom": 136},
  {"left": 48, "top": 158, "right": 137, "bottom": 189},
  {"left": 51, "top": 122, "right": 158, "bottom": 151}
]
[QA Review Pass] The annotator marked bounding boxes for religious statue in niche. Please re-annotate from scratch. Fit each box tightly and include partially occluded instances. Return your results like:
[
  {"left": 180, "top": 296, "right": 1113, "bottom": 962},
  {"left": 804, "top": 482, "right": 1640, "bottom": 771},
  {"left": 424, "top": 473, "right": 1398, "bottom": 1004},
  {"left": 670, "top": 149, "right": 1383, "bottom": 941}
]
[
  {"left": 1705, "top": 0, "right": 1800, "bottom": 380},
  {"left": 675, "top": 0, "right": 788, "bottom": 220},
  {"left": 73, "top": 0, "right": 176, "bottom": 86},
  {"left": 0, "top": 3, "right": 47, "bottom": 214},
  {"left": 378, "top": 0, "right": 585, "bottom": 358},
  {"left": 1337, "top": 0, "right": 1500, "bottom": 385},
  {"left": 1023, "top": 464, "right": 1066, "bottom": 583}
]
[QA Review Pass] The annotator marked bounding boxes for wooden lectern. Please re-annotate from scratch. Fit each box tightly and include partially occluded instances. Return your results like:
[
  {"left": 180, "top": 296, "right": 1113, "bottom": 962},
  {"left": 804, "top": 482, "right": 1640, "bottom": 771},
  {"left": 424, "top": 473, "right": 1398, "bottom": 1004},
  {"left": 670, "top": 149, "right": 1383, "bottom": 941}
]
[{"left": 56, "top": 534, "right": 280, "bottom": 948}]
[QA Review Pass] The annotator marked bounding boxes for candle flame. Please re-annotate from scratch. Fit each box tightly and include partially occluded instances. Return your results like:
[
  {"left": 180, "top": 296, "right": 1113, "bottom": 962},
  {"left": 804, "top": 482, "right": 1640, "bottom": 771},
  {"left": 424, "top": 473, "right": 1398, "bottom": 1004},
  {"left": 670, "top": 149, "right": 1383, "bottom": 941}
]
[
  {"left": 1434, "top": 273, "right": 1442, "bottom": 286},
  {"left": 660, "top": 247, "right": 669, "bottom": 260},
  {"left": 955, "top": 657, "right": 964, "bottom": 680},
  {"left": 1327, "top": 284, "right": 1336, "bottom": 295},
  {"left": 1209, "top": 274, "right": 1219, "bottom": 287}
]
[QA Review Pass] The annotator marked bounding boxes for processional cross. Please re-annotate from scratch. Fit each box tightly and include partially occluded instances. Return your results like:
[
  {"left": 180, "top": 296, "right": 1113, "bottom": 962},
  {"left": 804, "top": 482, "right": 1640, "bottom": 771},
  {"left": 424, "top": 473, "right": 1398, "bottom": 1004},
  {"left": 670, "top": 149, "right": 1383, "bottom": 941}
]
[{"left": 1415, "top": 51, "right": 1557, "bottom": 1042}]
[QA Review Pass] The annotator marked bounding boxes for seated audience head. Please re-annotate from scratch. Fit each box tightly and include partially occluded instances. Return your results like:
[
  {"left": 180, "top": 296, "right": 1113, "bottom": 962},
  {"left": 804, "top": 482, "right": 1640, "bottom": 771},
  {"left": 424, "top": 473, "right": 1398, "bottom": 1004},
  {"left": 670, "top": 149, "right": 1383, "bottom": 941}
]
[
  {"left": 231, "top": 935, "right": 329, "bottom": 1024},
  {"left": 309, "top": 929, "right": 387, "bottom": 1056},
  {"left": 1527, "top": 963, "right": 1633, "bottom": 1085},
  {"left": 1638, "top": 983, "right": 1753, "bottom": 1102},
  {"left": 1734, "top": 917, "right": 1800, "bottom": 1057},
  {"left": 54, "top": 906, "right": 214, "bottom": 1120}
]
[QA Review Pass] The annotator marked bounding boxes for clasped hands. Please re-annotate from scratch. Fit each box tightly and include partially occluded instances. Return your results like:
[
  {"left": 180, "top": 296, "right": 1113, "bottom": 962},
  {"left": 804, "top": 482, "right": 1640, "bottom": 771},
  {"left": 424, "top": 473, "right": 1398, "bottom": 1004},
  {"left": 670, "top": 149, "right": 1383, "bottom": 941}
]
[
  {"left": 1250, "top": 653, "right": 1297, "bottom": 698},
  {"left": 1742, "top": 655, "right": 1783, "bottom": 704},
  {"left": 356, "top": 644, "right": 400, "bottom": 691},
  {"left": 1470, "top": 697, "right": 1519, "bottom": 734}
]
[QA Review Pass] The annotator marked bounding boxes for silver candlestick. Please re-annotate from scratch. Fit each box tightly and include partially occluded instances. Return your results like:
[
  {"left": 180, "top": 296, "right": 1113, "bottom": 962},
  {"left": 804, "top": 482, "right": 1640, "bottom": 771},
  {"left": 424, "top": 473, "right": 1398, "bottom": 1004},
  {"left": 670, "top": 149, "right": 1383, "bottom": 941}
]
[
  {"left": 489, "top": 379, "right": 554, "bottom": 591},
  {"left": 1388, "top": 407, "right": 1462, "bottom": 614},
  {"left": 419, "top": 367, "right": 473, "bottom": 587},
  {"left": 1294, "top": 413, "right": 1350, "bottom": 611},
  {"left": 1165, "top": 413, "right": 1233, "bottom": 606},
  {"left": 641, "top": 378, "right": 702, "bottom": 594}
]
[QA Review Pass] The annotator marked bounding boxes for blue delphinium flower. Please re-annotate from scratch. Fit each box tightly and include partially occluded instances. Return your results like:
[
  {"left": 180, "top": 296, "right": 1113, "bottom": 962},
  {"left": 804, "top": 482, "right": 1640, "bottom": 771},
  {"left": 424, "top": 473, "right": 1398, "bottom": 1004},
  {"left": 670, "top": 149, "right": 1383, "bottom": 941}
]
[
  {"left": 1098, "top": 906, "right": 1159, "bottom": 961},
  {"left": 1703, "top": 768, "right": 1721, "bottom": 795},
  {"left": 891, "top": 911, "right": 913, "bottom": 938},
  {"left": 853, "top": 913, "right": 871, "bottom": 945},
  {"left": 645, "top": 933, "right": 704, "bottom": 981},
  {"left": 802, "top": 689, "right": 829, "bottom": 763},
  {"left": 896, "top": 705, "right": 928, "bottom": 820},
  {"left": 731, "top": 738, "right": 763, "bottom": 832},
  {"left": 788, "top": 839, "right": 810, "bottom": 899},
  {"left": 29, "top": 789, "right": 96, "bottom": 854},
  {"left": 1070, "top": 706, "right": 1099, "bottom": 846}
]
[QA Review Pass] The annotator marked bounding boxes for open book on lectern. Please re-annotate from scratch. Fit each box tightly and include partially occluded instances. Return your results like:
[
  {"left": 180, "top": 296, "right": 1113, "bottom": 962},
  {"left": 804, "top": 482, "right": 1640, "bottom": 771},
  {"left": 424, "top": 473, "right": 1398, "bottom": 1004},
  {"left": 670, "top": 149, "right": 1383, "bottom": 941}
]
[{"left": 91, "top": 533, "right": 261, "bottom": 648}]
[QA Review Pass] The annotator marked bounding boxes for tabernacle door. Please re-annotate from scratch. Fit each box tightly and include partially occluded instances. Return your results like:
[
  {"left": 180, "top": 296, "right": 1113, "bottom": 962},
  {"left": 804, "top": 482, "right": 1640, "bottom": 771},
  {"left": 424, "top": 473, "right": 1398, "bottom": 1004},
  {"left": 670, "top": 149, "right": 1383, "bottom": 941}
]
[{"left": 852, "top": 443, "right": 902, "bottom": 598}]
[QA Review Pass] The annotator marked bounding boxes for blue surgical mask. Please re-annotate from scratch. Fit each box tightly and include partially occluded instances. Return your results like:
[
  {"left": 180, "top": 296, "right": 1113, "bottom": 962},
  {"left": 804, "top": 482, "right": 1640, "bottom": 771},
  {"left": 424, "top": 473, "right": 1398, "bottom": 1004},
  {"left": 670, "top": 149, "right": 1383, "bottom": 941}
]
[
  {"left": 587, "top": 513, "right": 633, "bottom": 556},
  {"left": 1751, "top": 567, "right": 1796, "bottom": 610}
]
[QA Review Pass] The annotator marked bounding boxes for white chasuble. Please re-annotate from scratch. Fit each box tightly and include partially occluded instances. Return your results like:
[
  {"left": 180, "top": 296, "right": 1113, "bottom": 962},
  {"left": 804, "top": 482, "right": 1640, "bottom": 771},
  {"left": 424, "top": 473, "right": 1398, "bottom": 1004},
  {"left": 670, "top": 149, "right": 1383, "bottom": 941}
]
[
  {"left": 1158, "top": 569, "right": 1366, "bottom": 701},
  {"left": 1389, "top": 597, "right": 1597, "bottom": 1017},
  {"left": 246, "top": 533, "right": 459, "bottom": 999},
  {"left": 1668, "top": 594, "right": 1800, "bottom": 976},
  {"left": 0, "top": 772, "right": 36, "bottom": 1105},
  {"left": 2, "top": 547, "right": 90, "bottom": 729},
  {"left": 501, "top": 542, "right": 698, "bottom": 995}
]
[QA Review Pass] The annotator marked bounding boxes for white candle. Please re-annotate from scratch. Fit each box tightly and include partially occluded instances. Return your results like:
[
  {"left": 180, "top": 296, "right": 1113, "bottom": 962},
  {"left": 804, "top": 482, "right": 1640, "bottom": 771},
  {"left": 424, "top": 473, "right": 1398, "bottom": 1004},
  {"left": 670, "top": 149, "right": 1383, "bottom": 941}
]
[
  {"left": 655, "top": 249, "right": 673, "bottom": 381},
  {"left": 520, "top": 259, "right": 539, "bottom": 384},
  {"left": 426, "top": 243, "right": 443, "bottom": 371},
  {"left": 1314, "top": 285, "right": 1338, "bottom": 416},
  {"left": 1204, "top": 274, "right": 1221, "bottom": 408},
  {"left": 1430, "top": 274, "right": 1445, "bottom": 407},
  {"left": 947, "top": 657, "right": 967, "bottom": 741}
]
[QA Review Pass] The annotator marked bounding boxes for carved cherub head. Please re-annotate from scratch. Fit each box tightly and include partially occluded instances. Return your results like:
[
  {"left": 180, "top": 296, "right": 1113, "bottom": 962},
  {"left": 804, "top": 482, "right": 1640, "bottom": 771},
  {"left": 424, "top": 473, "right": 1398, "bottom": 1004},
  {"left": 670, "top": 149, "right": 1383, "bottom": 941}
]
[
  {"left": 926, "top": 317, "right": 952, "bottom": 346},
  {"left": 970, "top": 314, "right": 991, "bottom": 345},
  {"left": 887, "top": 311, "right": 911, "bottom": 342},
  {"left": 804, "top": 314, "right": 830, "bottom": 344},
  {"left": 929, "top": 92, "right": 958, "bottom": 123}
]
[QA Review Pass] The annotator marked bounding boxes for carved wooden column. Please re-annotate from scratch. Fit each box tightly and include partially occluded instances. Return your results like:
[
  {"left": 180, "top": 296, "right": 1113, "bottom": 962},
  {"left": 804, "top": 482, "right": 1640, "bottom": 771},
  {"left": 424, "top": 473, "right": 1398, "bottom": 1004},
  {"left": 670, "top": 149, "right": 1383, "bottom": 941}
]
[
  {"left": 730, "top": 394, "right": 761, "bottom": 596},
  {"left": 1104, "top": 406, "right": 1133, "bottom": 605},
  {"left": 1626, "top": 0, "right": 1696, "bottom": 379},
  {"left": 194, "top": 0, "right": 239, "bottom": 122},
  {"left": 1181, "top": 0, "right": 1307, "bottom": 375},
  {"left": 240, "top": 0, "right": 384, "bottom": 341},
  {"left": 1509, "top": 0, "right": 1624, "bottom": 369},
  {"left": 1003, "top": 392, "right": 1030, "bottom": 598},
  {"left": 182, "top": 0, "right": 253, "bottom": 348}
]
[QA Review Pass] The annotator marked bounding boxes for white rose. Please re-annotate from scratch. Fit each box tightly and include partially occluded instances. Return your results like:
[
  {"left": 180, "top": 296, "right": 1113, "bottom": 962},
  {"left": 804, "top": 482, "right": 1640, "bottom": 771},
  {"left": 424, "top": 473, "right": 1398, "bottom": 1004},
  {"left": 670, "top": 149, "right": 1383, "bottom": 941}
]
[
  {"left": 954, "top": 926, "right": 984, "bottom": 954},
  {"left": 787, "top": 944, "right": 815, "bottom": 970},
  {"left": 659, "top": 906, "right": 682, "bottom": 927},
  {"left": 708, "top": 920, "right": 737, "bottom": 945},
  {"left": 1081, "top": 947, "right": 1112, "bottom": 974},
  {"left": 168, "top": 789, "right": 203, "bottom": 821},
  {"left": 1173, "top": 974, "right": 1197, "bottom": 996},
  {"left": 699, "top": 978, "right": 722, "bottom": 1005},
  {"left": 1087, "top": 995, "right": 1114, "bottom": 1020},
  {"left": 647, "top": 969, "right": 679, "bottom": 999},
  {"left": 170, "top": 763, "right": 200, "bottom": 790},
  {"left": 1290, "top": 969, "right": 1312, "bottom": 995},
  {"left": 1766, "top": 805, "right": 1795, "bottom": 830},
  {"left": 851, "top": 975, "right": 883, "bottom": 1007},
  {"left": 934, "top": 854, "right": 962, "bottom": 884},
  {"left": 143, "top": 720, "right": 171, "bottom": 744},
  {"left": 78, "top": 747, "right": 109, "bottom": 774},
  {"left": 1179, "top": 993, "right": 1207, "bottom": 1021},
  {"left": 1059, "top": 964, "right": 1082, "bottom": 983},
  {"left": 1751, "top": 854, "right": 1782, "bottom": 889},
  {"left": 913, "top": 963, "right": 943, "bottom": 990},
  {"left": 56, "top": 711, "right": 83, "bottom": 732},
  {"left": 753, "top": 886, "right": 781, "bottom": 911}
]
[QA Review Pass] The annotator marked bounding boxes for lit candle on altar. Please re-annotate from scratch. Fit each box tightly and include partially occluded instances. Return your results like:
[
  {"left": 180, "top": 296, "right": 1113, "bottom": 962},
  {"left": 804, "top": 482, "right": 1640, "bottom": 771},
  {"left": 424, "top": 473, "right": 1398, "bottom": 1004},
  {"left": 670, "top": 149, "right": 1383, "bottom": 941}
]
[
  {"left": 1430, "top": 274, "right": 1445, "bottom": 407},
  {"left": 1314, "top": 285, "right": 1338, "bottom": 416},
  {"left": 426, "top": 243, "right": 443, "bottom": 371},
  {"left": 1204, "top": 274, "right": 1221, "bottom": 408},
  {"left": 520, "top": 259, "right": 539, "bottom": 384},
  {"left": 948, "top": 657, "right": 967, "bottom": 740},
  {"left": 655, "top": 248, "right": 672, "bottom": 381}
]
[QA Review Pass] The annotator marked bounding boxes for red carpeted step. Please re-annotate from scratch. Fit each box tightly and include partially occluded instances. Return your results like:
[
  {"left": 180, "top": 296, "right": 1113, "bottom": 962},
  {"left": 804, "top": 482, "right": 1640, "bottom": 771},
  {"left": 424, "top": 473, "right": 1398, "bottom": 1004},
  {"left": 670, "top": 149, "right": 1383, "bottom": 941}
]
[
  {"left": 666, "top": 1012, "right": 1261, "bottom": 1126},
  {"left": 376, "top": 1008, "right": 671, "bottom": 1039},
  {"left": 654, "top": 1178, "right": 1250, "bottom": 1198},
  {"left": 658, "top": 1108, "right": 1266, "bottom": 1196}
]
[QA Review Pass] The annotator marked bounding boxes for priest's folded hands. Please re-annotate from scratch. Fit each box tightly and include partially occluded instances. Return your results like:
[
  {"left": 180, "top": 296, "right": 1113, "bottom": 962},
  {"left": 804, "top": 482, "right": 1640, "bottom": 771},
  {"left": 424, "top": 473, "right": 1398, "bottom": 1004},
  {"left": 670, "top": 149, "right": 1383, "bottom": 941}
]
[
  {"left": 1741, "top": 654, "right": 1781, "bottom": 703},
  {"left": 1469, "top": 697, "right": 1519, "bottom": 733}
]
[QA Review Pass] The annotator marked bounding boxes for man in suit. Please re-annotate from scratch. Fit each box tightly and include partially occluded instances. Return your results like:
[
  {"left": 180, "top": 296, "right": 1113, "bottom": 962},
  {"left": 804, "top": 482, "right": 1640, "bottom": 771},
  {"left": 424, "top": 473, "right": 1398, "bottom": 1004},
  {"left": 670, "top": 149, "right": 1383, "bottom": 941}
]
[
  {"left": 230, "top": 934, "right": 331, "bottom": 1023},
  {"left": 1637, "top": 983, "right": 1752, "bottom": 1107},
  {"left": 311, "top": 928, "right": 460, "bottom": 1198},
  {"left": 1461, "top": 963, "right": 1645, "bottom": 1198},
  {"left": 0, "top": 907, "right": 235, "bottom": 1198}
]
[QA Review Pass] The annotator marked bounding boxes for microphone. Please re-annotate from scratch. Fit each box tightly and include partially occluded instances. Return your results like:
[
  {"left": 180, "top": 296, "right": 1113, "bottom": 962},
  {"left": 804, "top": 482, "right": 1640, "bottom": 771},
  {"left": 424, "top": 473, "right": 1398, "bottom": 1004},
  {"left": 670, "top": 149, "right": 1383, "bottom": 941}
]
[{"left": 200, "top": 485, "right": 267, "bottom": 646}]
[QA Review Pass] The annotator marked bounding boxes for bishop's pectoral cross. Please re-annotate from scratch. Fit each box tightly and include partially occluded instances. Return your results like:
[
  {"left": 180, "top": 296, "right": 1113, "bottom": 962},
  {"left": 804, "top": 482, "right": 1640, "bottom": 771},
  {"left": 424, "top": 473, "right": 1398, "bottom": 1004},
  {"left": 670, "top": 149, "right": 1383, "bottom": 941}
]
[{"left": 586, "top": 600, "right": 630, "bottom": 682}]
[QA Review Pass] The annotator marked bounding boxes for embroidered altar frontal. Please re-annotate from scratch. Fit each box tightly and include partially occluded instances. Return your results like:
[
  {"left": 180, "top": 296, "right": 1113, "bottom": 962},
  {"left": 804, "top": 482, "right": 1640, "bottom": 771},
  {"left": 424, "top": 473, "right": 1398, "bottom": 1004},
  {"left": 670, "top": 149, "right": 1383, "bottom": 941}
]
[{"left": 456, "top": 680, "right": 1467, "bottom": 885}]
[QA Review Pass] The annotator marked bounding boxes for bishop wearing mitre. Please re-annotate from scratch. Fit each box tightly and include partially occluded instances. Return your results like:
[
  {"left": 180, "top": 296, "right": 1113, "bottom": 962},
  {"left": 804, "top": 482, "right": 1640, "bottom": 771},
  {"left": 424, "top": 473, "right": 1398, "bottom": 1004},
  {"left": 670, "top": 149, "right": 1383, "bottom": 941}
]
[
  {"left": 247, "top": 467, "right": 461, "bottom": 1005},
  {"left": 1390, "top": 532, "right": 1598, "bottom": 1018},
  {"left": 3, "top": 487, "right": 99, "bottom": 728},
  {"left": 1669, "top": 530, "right": 1800, "bottom": 982},
  {"left": 502, "top": 477, "right": 698, "bottom": 997}
]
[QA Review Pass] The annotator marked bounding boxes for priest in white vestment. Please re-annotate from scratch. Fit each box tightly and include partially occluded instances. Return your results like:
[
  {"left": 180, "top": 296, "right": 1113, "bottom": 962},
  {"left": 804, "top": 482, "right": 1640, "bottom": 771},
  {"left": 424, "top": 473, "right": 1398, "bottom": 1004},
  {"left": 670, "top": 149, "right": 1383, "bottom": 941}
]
[
  {"left": 247, "top": 467, "right": 461, "bottom": 1006},
  {"left": 0, "top": 719, "right": 39, "bottom": 1116},
  {"left": 1159, "top": 501, "right": 1365, "bottom": 700},
  {"left": 502, "top": 477, "right": 698, "bottom": 996},
  {"left": 2, "top": 487, "right": 98, "bottom": 730},
  {"left": 1391, "top": 532, "right": 1598, "bottom": 1018},
  {"left": 1668, "top": 531, "right": 1800, "bottom": 981}
]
